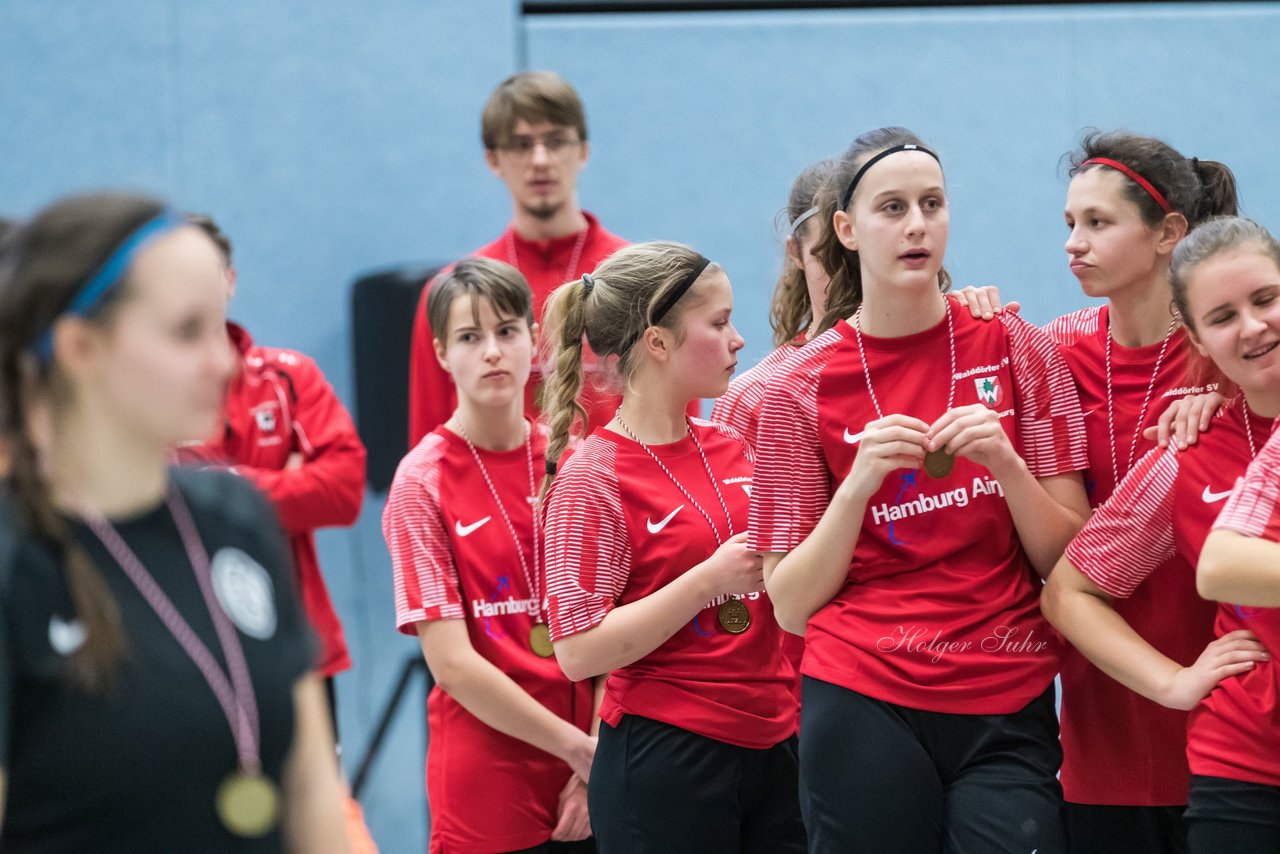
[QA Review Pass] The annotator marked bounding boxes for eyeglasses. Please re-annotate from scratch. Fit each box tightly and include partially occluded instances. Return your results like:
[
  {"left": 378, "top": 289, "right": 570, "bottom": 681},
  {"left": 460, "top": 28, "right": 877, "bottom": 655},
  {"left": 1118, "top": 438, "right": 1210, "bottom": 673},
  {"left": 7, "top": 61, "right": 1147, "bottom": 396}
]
[{"left": 497, "top": 133, "right": 581, "bottom": 159}]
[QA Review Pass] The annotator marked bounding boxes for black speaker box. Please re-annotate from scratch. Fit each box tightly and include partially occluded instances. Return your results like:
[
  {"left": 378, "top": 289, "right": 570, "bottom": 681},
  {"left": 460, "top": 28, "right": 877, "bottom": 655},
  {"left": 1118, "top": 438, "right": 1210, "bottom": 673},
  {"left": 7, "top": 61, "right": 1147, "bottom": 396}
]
[{"left": 351, "top": 264, "right": 441, "bottom": 493}]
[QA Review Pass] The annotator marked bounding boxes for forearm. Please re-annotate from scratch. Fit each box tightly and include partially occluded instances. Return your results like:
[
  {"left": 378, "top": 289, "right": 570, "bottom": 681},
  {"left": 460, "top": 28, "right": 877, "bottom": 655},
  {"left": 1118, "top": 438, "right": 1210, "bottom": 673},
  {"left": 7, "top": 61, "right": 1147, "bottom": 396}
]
[
  {"left": 242, "top": 462, "right": 364, "bottom": 531},
  {"left": 1042, "top": 563, "right": 1181, "bottom": 707},
  {"left": 996, "top": 462, "right": 1088, "bottom": 577},
  {"left": 1199, "top": 530, "right": 1280, "bottom": 607},
  {"left": 554, "top": 567, "right": 717, "bottom": 681},
  {"left": 426, "top": 636, "right": 590, "bottom": 766},
  {"left": 282, "top": 675, "right": 351, "bottom": 854},
  {"left": 766, "top": 488, "right": 866, "bottom": 634}
]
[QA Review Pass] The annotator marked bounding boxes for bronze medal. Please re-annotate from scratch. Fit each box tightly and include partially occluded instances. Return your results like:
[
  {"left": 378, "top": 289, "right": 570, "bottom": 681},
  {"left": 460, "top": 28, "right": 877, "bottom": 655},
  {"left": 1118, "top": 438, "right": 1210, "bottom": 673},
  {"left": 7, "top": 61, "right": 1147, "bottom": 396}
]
[
  {"left": 216, "top": 771, "right": 280, "bottom": 838},
  {"left": 529, "top": 622, "right": 554, "bottom": 658},
  {"left": 924, "top": 449, "right": 954, "bottom": 479},
  {"left": 717, "top": 599, "right": 751, "bottom": 634}
]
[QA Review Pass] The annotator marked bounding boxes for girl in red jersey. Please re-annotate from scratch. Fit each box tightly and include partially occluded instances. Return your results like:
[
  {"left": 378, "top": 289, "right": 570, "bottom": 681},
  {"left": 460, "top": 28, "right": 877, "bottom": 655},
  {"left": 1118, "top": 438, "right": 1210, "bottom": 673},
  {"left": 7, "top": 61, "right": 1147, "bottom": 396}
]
[
  {"left": 539, "top": 242, "right": 803, "bottom": 853},
  {"left": 712, "top": 159, "right": 836, "bottom": 448},
  {"left": 1030, "top": 133, "right": 1240, "bottom": 854},
  {"left": 382, "top": 257, "right": 596, "bottom": 854},
  {"left": 1045, "top": 216, "right": 1279, "bottom": 854},
  {"left": 750, "top": 126, "right": 1092, "bottom": 854}
]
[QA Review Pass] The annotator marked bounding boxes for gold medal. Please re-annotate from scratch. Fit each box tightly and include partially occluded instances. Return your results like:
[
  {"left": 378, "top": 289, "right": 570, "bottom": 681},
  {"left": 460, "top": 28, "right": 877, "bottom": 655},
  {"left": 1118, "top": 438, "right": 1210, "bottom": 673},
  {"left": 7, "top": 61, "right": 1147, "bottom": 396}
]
[
  {"left": 529, "top": 622, "right": 554, "bottom": 658},
  {"left": 717, "top": 599, "right": 751, "bottom": 634},
  {"left": 216, "top": 771, "right": 280, "bottom": 838},
  {"left": 924, "top": 449, "right": 954, "bottom": 479}
]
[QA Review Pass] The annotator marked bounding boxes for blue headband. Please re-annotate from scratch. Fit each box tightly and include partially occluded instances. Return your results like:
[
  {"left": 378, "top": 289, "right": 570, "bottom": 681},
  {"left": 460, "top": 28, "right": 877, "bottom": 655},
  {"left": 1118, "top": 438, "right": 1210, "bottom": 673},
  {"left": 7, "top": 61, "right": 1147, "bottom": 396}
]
[{"left": 33, "top": 211, "right": 185, "bottom": 362}]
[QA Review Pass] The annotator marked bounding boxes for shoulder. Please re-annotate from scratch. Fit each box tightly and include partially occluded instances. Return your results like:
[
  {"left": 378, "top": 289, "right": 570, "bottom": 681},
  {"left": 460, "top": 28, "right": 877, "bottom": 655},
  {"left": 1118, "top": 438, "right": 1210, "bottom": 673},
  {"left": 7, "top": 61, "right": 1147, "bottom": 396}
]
[
  {"left": 171, "top": 466, "right": 273, "bottom": 526},
  {"left": 243, "top": 344, "right": 324, "bottom": 386},
  {"left": 556, "top": 433, "right": 621, "bottom": 485},
  {"left": 690, "top": 416, "right": 750, "bottom": 452},
  {"left": 389, "top": 431, "right": 452, "bottom": 493},
  {"left": 1042, "top": 306, "right": 1102, "bottom": 347},
  {"left": 581, "top": 211, "right": 627, "bottom": 254}
]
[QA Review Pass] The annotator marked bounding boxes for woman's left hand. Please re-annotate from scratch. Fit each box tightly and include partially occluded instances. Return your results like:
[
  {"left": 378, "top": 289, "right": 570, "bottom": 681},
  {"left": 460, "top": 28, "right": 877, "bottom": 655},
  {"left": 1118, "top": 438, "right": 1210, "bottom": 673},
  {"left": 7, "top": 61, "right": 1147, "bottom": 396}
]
[
  {"left": 550, "top": 775, "right": 591, "bottom": 842},
  {"left": 926, "top": 404, "right": 1018, "bottom": 475}
]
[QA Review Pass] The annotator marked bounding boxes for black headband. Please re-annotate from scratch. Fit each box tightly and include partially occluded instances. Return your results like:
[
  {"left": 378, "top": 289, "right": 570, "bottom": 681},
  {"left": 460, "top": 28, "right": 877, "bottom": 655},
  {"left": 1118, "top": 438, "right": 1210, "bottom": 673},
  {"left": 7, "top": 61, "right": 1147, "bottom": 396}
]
[
  {"left": 620, "top": 254, "right": 711, "bottom": 353},
  {"left": 839, "top": 144, "right": 941, "bottom": 212}
]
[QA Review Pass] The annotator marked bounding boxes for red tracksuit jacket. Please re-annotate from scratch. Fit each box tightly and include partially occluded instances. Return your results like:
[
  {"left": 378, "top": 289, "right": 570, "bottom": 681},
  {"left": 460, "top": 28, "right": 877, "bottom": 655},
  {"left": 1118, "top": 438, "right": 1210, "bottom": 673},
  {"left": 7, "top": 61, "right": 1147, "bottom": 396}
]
[{"left": 179, "top": 323, "right": 365, "bottom": 676}]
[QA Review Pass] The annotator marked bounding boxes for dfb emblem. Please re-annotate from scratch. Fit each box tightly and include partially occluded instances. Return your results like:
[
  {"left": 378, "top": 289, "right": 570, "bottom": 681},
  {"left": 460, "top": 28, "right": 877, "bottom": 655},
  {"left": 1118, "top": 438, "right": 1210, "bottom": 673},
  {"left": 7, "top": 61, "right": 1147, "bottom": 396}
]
[{"left": 255, "top": 408, "right": 277, "bottom": 433}]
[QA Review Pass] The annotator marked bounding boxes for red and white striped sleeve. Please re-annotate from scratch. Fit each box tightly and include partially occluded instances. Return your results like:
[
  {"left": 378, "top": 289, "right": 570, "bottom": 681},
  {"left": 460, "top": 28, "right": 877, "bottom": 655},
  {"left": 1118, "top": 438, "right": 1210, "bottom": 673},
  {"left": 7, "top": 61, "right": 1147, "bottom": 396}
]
[
  {"left": 381, "top": 434, "right": 465, "bottom": 634},
  {"left": 711, "top": 346, "right": 795, "bottom": 449},
  {"left": 1002, "top": 310, "right": 1089, "bottom": 477},
  {"left": 1213, "top": 425, "right": 1280, "bottom": 538},
  {"left": 1042, "top": 306, "right": 1101, "bottom": 347},
  {"left": 748, "top": 345, "right": 830, "bottom": 554},
  {"left": 542, "top": 438, "right": 633, "bottom": 641},
  {"left": 1065, "top": 445, "right": 1180, "bottom": 598}
]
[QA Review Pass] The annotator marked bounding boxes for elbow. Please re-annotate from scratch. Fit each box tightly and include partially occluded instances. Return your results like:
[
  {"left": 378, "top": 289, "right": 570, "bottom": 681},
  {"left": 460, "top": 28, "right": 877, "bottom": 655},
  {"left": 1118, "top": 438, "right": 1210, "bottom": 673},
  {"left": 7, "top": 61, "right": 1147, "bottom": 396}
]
[
  {"left": 554, "top": 648, "right": 599, "bottom": 683},
  {"left": 772, "top": 603, "right": 809, "bottom": 637},
  {"left": 1039, "top": 557, "right": 1075, "bottom": 631},
  {"left": 1196, "top": 553, "right": 1229, "bottom": 603}
]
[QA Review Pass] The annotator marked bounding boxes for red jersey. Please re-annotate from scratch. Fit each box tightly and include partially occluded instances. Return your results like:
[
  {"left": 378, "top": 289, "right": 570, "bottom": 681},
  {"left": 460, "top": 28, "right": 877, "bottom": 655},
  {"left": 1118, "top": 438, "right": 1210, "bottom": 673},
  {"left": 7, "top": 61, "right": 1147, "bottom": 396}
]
[
  {"left": 1046, "top": 306, "right": 1218, "bottom": 805},
  {"left": 711, "top": 343, "right": 808, "bottom": 706},
  {"left": 383, "top": 425, "right": 592, "bottom": 853},
  {"left": 407, "top": 213, "right": 628, "bottom": 446},
  {"left": 542, "top": 419, "right": 797, "bottom": 750},
  {"left": 1066, "top": 397, "right": 1276, "bottom": 791},
  {"left": 712, "top": 342, "right": 804, "bottom": 450},
  {"left": 1192, "top": 420, "right": 1280, "bottom": 788},
  {"left": 749, "top": 299, "right": 1088, "bottom": 715},
  {"left": 177, "top": 323, "right": 363, "bottom": 677}
]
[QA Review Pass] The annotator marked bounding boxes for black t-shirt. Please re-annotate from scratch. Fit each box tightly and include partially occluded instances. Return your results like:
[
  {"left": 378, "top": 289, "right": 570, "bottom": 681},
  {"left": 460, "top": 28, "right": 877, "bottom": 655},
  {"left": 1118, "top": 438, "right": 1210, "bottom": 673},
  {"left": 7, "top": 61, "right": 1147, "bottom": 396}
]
[{"left": 0, "top": 468, "right": 316, "bottom": 853}]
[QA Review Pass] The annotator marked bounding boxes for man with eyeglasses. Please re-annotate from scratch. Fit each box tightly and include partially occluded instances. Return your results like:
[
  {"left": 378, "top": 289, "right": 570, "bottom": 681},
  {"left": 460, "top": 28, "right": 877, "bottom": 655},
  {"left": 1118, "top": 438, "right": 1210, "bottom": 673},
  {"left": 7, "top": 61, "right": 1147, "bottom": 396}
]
[{"left": 408, "top": 71, "right": 628, "bottom": 446}]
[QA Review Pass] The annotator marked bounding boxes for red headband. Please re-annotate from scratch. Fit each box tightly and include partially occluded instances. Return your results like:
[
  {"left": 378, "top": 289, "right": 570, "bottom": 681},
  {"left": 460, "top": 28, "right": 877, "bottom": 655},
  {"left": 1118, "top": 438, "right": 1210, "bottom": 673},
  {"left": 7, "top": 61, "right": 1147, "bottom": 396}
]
[{"left": 1082, "top": 157, "right": 1171, "bottom": 213}]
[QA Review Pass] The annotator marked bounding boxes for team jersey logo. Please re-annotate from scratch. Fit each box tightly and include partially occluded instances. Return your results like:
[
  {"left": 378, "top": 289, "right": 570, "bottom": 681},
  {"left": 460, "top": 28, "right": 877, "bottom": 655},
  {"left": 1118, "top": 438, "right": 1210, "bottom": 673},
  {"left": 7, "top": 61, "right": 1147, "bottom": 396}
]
[
  {"left": 647, "top": 506, "right": 683, "bottom": 534},
  {"left": 974, "top": 376, "right": 1003, "bottom": 408},
  {"left": 48, "top": 614, "right": 87, "bottom": 656},
  {"left": 723, "top": 476, "right": 752, "bottom": 497},
  {"left": 1201, "top": 485, "right": 1233, "bottom": 503},
  {"left": 211, "top": 548, "right": 278, "bottom": 640},
  {"left": 455, "top": 516, "right": 491, "bottom": 537},
  {"left": 254, "top": 406, "right": 277, "bottom": 433}
]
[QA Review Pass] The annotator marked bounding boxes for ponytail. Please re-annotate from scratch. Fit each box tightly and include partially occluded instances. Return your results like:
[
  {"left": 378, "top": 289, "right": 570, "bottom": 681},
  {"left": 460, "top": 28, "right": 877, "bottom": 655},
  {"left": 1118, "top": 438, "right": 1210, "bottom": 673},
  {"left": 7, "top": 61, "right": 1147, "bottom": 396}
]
[
  {"left": 539, "top": 277, "right": 590, "bottom": 499},
  {"left": 1191, "top": 158, "right": 1240, "bottom": 225},
  {"left": 1, "top": 355, "right": 126, "bottom": 690}
]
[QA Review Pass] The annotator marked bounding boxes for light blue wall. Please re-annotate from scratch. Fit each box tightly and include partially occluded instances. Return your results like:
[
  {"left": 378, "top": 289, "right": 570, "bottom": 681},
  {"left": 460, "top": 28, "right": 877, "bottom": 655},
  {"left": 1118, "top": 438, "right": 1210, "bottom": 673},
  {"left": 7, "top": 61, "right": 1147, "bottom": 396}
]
[{"left": 3, "top": 3, "right": 1277, "bottom": 851}]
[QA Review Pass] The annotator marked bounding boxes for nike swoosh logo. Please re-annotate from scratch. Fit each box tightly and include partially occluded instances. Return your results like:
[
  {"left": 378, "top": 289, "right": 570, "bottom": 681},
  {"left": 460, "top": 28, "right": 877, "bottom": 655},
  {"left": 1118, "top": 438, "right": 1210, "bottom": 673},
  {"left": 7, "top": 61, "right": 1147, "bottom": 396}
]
[
  {"left": 455, "top": 516, "right": 492, "bottom": 536},
  {"left": 1202, "top": 486, "right": 1233, "bottom": 503},
  {"left": 843, "top": 428, "right": 864, "bottom": 445},
  {"left": 647, "top": 505, "right": 684, "bottom": 534},
  {"left": 48, "top": 616, "right": 87, "bottom": 656}
]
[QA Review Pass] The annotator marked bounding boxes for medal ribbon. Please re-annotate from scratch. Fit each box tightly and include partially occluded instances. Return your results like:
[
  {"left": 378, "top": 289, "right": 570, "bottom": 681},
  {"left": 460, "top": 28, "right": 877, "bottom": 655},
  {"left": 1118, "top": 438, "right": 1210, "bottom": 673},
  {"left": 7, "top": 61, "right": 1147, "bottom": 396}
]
[
  {"left": 853, "top": 300, "right": 957, "bottom": 422},
  {"left": 455, "top": 419, "right": 542, "bottom": 619},
  {"left": 82, "top": 486, "right": 264, "bottom": 776}
]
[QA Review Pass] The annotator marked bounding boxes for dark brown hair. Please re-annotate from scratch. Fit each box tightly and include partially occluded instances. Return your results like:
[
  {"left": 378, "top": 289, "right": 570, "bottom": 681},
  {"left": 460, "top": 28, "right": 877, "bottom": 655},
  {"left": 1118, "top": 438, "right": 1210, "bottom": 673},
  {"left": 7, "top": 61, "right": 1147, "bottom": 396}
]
[
  {"left": 187, "top": 213, "right": 233, "bottom": 265},
  {"left": 769, "top": 159, "right": 837, "bottom": 347},
  {"left": 0, "top": 192, "right": 170, "bottom": 690},
  {"left": 811, "top": 127, "right": 952, "bottom": 336},
  {"left": 427, "top": 256, "right": 534, "bottom": 341},
  {"left": 1065, "top": 130, "right": 1239, "bottom": 228},
  {"left": 481, "top": 71, "right": 588, "bottom": 151}
]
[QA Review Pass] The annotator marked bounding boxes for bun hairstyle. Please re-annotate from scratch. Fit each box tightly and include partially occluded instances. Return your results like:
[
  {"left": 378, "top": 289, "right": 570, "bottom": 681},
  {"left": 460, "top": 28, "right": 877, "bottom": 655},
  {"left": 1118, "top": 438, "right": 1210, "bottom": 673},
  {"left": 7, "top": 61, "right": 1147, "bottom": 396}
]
[
  {"left": 0, "top": 192, "right": 171, "bottom": 690},
  {"left": 539, "top": 241, "right": 717, "bottom": 495},
  {"left": 811, "top": 127, "right": 952, "bottom": 336},
  {"left": 1066, "top": 130, "right": 1239, "bottom": 229},
  {"left": 769, "top": 159, "right": 838, "bottom": 347}
]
